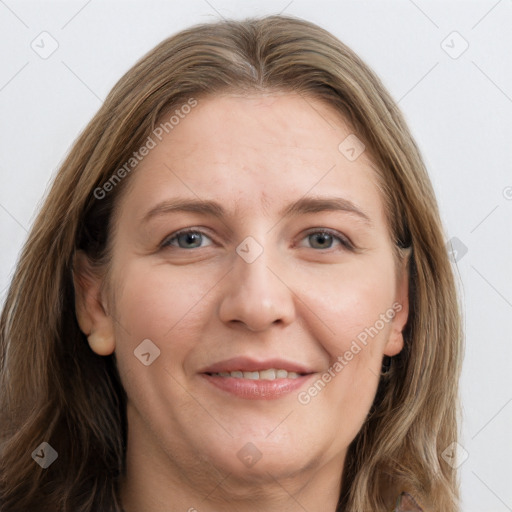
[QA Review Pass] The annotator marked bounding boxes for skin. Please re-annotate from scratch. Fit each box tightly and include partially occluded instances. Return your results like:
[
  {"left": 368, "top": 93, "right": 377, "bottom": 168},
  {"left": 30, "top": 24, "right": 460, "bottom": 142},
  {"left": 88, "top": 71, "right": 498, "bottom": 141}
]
[{"left": 74, "top": 92, "right": 409, "bottom": 512}]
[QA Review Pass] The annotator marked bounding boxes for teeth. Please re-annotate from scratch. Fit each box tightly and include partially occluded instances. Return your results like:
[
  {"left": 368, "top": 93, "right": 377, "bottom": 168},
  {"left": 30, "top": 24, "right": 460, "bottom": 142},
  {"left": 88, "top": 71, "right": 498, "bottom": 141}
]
[
  {"left": 211, "top": 369, "right": 302, "bottom": 380},
  {"left": 259, "top": 369, "right": 276, "bottom": 380}
]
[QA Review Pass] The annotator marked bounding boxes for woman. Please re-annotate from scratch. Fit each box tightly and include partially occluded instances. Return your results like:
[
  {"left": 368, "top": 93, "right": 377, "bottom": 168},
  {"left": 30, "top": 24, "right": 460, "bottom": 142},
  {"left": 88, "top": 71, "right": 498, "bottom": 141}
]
[{"left": 0, "top": 15, "right": 463, "bottom": 512}]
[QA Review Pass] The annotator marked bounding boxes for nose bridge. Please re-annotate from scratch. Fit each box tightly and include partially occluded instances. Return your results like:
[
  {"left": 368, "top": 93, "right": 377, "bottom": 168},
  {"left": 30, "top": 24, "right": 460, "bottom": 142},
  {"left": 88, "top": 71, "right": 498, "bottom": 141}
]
[{"left": 218, "top": 235, "right": 295, "bottom": 331}]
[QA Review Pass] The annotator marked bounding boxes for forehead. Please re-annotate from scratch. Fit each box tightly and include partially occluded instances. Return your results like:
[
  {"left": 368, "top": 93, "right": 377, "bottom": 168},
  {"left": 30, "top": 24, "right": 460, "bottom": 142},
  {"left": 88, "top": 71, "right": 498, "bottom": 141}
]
[
  {"left": 162, "top": 92, "right": 358, "bottom": 163},
  {"left": 116, "top": 92, "right": 387, "bottom": 229}
]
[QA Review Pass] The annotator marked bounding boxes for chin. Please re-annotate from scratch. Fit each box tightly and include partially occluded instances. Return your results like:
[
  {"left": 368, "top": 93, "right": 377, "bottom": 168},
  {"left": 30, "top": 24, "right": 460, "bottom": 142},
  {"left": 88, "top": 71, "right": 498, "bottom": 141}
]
[{"left": 197, "top": 435, "right": 319, "bottom": 482}]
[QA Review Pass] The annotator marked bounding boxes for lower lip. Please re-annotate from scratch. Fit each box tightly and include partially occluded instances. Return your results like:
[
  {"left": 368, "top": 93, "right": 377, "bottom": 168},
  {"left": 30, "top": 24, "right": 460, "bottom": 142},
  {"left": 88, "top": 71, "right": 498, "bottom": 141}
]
[{"left": 201, "top": 374, "right": 314, "bottom": 400}]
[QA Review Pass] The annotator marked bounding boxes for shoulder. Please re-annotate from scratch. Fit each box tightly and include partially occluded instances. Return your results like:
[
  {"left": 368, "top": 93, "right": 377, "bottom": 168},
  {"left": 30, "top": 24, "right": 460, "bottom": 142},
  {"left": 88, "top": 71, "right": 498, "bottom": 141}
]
[{"left": 393, "top": 492, "right": 424, "bottom": 511}]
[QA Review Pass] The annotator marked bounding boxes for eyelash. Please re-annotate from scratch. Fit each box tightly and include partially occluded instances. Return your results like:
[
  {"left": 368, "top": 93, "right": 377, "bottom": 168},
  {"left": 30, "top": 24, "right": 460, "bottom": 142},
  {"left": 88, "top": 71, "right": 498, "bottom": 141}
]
[{"left": 160, "top": 228, "right": 355, "bottom": 252}]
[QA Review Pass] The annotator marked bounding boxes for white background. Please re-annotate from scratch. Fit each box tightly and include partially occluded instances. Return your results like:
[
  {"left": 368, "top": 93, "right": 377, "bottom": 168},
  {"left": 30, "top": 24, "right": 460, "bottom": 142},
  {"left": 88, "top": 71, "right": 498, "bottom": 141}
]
[{"left": 0, "top": 1, "right": 511, "bottom": 510}]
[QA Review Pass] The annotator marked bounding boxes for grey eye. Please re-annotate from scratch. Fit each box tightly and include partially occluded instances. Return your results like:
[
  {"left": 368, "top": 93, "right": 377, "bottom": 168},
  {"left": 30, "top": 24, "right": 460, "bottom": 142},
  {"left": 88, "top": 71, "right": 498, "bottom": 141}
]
[
  {"left": 163, "top": 230, "right": 213, "bottom": 249},
  {"left": 301, "top": 230, "right": 353, "bottom": 251},
  {"left": 308, "top": 232, "right": 335, "bottom": 249}
]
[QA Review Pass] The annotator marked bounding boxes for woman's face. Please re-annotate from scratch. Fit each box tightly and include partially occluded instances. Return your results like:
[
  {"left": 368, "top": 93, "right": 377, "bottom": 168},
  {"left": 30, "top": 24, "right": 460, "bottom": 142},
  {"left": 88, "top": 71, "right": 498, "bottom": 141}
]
[{"left": 83, "top": 93, "right": 409, "bottom": 490}]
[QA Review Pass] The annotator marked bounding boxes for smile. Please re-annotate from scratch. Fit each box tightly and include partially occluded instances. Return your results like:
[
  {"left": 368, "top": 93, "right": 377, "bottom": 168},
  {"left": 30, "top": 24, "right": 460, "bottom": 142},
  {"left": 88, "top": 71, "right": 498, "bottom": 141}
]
[{"left": 207, "top": 369, "right": 303, "bottom": 379}]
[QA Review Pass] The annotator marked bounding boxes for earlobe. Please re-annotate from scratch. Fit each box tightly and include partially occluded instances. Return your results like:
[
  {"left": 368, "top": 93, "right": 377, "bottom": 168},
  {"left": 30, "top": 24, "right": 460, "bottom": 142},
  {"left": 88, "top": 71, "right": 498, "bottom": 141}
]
[
  {"left": 72, "top": 250, "right": 115, "bottom": 356},
  {"left": 383, "top": 304, "right": 408, "bottom": 357},
  {"left": 87, "top": 331, "right": 116, "bottom": 356},
  {"left": 384, "top": 328, "right": 405, "bottom": 357}
]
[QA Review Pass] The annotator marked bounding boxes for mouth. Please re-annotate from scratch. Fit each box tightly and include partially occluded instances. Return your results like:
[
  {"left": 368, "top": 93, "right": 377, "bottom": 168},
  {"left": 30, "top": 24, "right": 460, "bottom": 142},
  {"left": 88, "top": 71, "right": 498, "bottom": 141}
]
[
  {"left": 199, "top": 357, "right": 316, "bottom": 400},
  {"left": 205, "top": 368, "right": 306, "bottom": 380}
]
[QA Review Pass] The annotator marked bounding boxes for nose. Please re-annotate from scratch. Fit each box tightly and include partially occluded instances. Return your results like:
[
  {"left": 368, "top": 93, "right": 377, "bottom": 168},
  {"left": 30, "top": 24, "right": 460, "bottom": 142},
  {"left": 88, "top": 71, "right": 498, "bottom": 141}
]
[{"left": 218, "top": 242, "right": 296, "bottom": 332}]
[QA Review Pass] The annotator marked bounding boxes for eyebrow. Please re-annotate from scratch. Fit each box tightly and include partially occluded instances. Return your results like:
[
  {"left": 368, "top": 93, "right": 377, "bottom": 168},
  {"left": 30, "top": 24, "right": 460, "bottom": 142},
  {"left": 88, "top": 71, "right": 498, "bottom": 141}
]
[{"left": 142, "top": 196, "right": 372, "bottom": 226}]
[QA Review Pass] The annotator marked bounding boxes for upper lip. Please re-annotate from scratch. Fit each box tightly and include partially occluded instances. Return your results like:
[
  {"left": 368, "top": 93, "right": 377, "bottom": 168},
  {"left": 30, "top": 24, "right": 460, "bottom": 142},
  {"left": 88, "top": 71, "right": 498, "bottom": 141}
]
[{"left": 199, "top": 356, "right": 316, "bottom": 375}]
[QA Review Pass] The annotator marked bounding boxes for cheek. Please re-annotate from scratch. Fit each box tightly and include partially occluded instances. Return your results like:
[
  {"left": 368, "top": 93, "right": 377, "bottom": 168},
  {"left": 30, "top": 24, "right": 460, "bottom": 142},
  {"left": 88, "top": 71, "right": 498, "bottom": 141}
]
[
  {"left": 296, "top": 261, "right": 395, "bottom": 441},
  {"left": 297, "top": 257, "right": 397, "bottom": 363},
  {"left": 110, "top": 259, "right": 220, "bottom": 363}
]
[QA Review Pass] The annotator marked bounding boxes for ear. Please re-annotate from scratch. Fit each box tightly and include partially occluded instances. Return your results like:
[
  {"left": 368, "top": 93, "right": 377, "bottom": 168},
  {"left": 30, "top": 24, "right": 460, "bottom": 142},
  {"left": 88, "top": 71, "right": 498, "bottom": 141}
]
[
  {"left": 383, "top": 248, "right": 411, "bottom": 357},
  {"left": 72, "top": 250, "right": 115, "bottom": 356}
]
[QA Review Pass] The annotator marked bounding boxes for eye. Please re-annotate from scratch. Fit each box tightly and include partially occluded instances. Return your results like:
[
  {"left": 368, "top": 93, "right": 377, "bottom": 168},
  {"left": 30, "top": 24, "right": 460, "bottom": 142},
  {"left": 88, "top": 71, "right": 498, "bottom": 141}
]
[
  {"left": 161, "top": 229, "right": 214, "bottom": 250},
  {"left": 160, "top": 228, "right": 353, "bottom": 251},
  {"left": 300, "top": 229, "right": 354, "bottom": 251}
]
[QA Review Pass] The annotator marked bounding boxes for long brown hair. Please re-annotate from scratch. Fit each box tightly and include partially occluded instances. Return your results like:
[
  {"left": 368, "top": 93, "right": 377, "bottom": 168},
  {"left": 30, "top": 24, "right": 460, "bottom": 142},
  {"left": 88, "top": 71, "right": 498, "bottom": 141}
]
[{"left": 0, "top": 15, "right": 463, "bottom": 511}]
